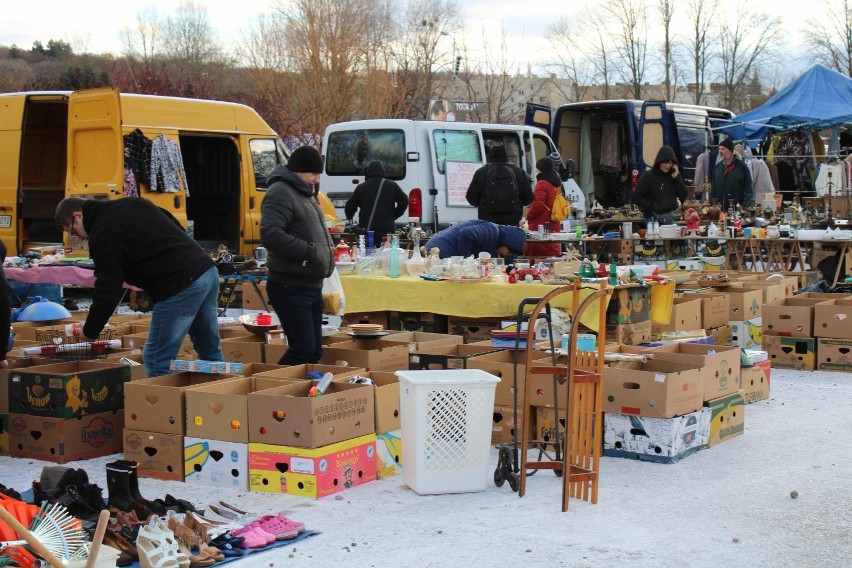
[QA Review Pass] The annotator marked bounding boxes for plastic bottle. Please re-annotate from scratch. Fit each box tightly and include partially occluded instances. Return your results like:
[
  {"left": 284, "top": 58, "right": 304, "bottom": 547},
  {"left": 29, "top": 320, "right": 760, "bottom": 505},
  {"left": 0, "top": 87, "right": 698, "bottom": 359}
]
[
  {"left": 309, "top": 372, "right": 334, "bottom": 397},
  {"left": 576, "top": 225, "right": 583, "bottom": 240},
  {"left": 388, "top": 234, "right": 400, "bottom": 278},
  {"left": 566, "top": 214, "right": 573, "bottom": 234}
]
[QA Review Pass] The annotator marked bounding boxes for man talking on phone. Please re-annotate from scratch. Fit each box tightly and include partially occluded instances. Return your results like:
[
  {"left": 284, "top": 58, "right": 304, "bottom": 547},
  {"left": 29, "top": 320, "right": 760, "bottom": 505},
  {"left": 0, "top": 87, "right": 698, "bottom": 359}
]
[{"left": 632, "top": 146, "right": 687, "bottom": 227}]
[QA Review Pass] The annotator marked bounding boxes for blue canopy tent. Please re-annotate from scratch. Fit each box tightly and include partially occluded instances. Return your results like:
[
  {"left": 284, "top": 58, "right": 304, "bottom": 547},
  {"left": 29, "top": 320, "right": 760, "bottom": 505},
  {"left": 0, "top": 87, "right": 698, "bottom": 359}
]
[{"left": 716, "top": 64, "right": 852, "bottom": 144}]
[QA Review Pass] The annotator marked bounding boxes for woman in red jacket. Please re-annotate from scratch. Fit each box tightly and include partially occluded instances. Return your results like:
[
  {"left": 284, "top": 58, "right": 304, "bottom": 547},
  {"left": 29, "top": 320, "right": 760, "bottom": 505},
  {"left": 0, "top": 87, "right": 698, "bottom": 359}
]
[{"left": 524, "top": 157, "right": 562, "bottom": 257}]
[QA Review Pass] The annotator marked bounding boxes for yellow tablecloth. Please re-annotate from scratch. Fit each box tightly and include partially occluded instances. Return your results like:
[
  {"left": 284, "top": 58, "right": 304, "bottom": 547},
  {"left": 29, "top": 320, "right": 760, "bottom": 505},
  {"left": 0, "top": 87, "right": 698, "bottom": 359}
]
[{"left": 340, "top": 274, "right": 608, "bottom": 331}]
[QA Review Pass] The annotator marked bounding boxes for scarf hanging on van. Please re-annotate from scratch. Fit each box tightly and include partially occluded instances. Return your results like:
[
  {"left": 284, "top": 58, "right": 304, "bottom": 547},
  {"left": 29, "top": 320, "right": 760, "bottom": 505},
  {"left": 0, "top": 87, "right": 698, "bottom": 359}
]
[{"left": 150, "top": 134, "right": 190, "bottom": 195}]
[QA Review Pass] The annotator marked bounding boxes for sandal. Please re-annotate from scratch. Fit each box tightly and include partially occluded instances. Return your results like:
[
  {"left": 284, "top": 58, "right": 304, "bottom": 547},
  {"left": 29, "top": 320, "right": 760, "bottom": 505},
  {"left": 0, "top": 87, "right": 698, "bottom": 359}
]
[
  {"left": 167, "top": 516, "right": 224, "bottom": 562},
  {"left": 136, "top": 524, "right": 184, "bottom": 568},
  {"left": 102, "top": 529, "right": 137, "bottom": 566}
]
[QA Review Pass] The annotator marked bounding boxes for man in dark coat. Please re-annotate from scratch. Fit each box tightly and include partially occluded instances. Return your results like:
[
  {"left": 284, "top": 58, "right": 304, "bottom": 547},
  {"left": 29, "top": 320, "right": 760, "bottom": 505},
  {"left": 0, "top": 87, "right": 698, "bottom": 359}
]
[
  {"left": 711, "top": 138, "right": 754, "bottom": 208},
  {"left": 261, "top": 146, "right": 335, "bottom": 365},
  {"left": 344, "top": 160, "right": 409, "bottom": 239},
  {"left": 465, "top": 145, "right": 533, "bottom": 226},
  {"left": 424, "top": 219, "right": 527, "bottom": 262},
  {"left": 55, "top": 196, "right": 223, "bottom": 377},
  {"left": 633, "top": 146, "right": 688, "bottom": 226}
]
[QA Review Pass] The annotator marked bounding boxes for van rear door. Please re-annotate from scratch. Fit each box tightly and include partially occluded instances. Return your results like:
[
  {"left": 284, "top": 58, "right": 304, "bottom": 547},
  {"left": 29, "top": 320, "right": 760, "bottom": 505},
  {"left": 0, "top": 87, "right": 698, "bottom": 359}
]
[
  {"left": 0, "top": 95, "right": 25, "bottom": 253},
  {"left": 639, "top": 101, "right": 672, "bottom": 170},
  {"left": 67, "top": 88, "right": 123, "bottom": 199},
  {"left": 525, "top": 103, "right": 552, "bottom": 135}
]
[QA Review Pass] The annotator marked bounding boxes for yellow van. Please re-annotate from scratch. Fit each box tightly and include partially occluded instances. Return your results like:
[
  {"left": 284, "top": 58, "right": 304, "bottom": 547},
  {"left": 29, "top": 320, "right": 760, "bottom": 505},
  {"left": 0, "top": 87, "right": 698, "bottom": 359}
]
[{"left": 0, "top": 87, "right": 338, "bottom": 257}]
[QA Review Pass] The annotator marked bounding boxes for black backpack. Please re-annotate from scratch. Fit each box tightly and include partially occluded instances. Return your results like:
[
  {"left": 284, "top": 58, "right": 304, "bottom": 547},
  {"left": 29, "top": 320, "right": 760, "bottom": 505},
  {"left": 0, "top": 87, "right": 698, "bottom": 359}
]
[{"left": 485, "top": 164, "right": 519, "bottom": 214}]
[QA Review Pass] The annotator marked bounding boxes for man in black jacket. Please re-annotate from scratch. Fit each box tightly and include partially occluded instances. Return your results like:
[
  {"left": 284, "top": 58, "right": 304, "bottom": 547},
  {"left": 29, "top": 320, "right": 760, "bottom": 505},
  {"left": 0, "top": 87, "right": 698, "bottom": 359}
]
[
  {"left": 344, "top": 160, "right": 409, "bottom": 239},
  {"left": 633, "top": 146, "right": 688, "bottom": 226},
  {"left": 55, "top": 197, "right": 223, "bottom": 377},
  {"left": 261, "top": 146, "right": 335, "bottom": 365},
  {"left": 465, "top": 144, "right": 533, "bottom": 226}
]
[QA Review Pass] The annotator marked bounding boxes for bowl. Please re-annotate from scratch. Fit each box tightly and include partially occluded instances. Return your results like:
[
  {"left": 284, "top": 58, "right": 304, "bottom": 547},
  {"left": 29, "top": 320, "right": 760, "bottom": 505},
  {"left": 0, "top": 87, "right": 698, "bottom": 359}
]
[
  {"left": 238, "top": 313, "right": 281, "bottom": 336},
  {"left": 336, "top": 261, "right": 356, "bottom": 274}
]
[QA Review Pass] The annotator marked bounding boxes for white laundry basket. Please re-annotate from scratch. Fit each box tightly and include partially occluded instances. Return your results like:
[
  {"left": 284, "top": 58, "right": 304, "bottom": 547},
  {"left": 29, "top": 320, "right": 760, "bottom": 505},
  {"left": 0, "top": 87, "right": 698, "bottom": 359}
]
[{"left": 396, "top": 369, "right": 500, "bottom": 494}]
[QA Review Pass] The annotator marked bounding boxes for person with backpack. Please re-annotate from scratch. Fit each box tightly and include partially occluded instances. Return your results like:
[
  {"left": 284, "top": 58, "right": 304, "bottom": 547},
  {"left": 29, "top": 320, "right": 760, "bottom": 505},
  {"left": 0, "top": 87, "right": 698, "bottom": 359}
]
[
  {"left": 524, "top": 157, "right": 564, "bottom": 257},
  {"left": 465, "top": 144, "right": 532, "bottom": 226},
  {"left": 633, "top": 146, "right": 687, "bottom": 227},
  {"left": 344, "top": 160, "right": 409, "bottom": 239}
]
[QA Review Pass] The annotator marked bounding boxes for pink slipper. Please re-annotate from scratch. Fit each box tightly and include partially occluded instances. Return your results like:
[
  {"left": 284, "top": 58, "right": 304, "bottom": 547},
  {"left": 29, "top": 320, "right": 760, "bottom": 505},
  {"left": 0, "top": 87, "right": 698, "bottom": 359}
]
[
  {"left": 266, "top": 513, "right": 305, "bottom": 532},
  {"left": 231, "top": 524, "right": 274, "bottom": 548},
  {"left": 257, "top": 515, "right": 299, "bottom": 540}
]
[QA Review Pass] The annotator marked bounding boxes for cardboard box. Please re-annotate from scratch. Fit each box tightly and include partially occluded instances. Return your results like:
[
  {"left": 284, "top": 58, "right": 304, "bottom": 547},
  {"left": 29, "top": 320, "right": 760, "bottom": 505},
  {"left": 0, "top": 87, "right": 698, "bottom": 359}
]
[
  {"left": 708, "top": 325, "right": 732, "bottom": 346},
  {"left": 705, "top": 392, "right": 745, "bottom": 447},
  {"left": 103, "top": 353, "right": 148, "bottom": 381},
  {"left": 740, "top": 360, "right": 771, "bottom": 403},
  {"left": 691, "top": 293, "right": 730, "bottom": 330},
  {"left": 739, "top": 274, "right": 800, "bottom": 297},
  {"left": 185, "top": 377, "right": 290, "bottom": 443},
  {"left": 0, "top": 373, "right": 8, "bottom": 414},
  {"left": 606, "top": 286, "right": 651, "bottom": 324},
  {"left": 247, "top": 380, "right": 375, "bottom": 448},
  {"left": 123, "top": 429, "right": 184, "bottom": 481},
  {"left": 9, "top": 409, "right": 124, "bottom": 464},
  {"left": 124, "top": 373, "right": 241, "bottom": 435},
  {"left": 366, "top": 372, "right": 401, "bottom": 434},
  {"left": 465, "top": 350, "right": 549, "bottom": 407},
  {"left": 718, "top": 288, "right": 763, "bottom": 320},
  {"left": 762, "top": 297, "right": 827, "bottom": 337},
  {"left": 9, "top": 361, "right": 131, "bottom": 418},
  {"left": 814, "top": 299, "right": 852, "bottom": 339},
  {"left": 342, "top": 312, "right": 389, "bottom": 328},
  {"left": 492, "top": 404, "right": 522, "bottom": 445},
  {"left": 240, "top": 280, "right": 269, "bottom": 311},
  {"left": 375, "top": 429, "right": 402, "bottom": 479},
  {"left": 409, "top": 344, "right": 498, "bottom": 370},
  {"left": 251, "top": 363, "right": 364, "bottom": 383},
  {"left": 447, "top": 317, "right": 503, "bottom": 343},
  {"left": 653, "top": 298, "right": 702, "bottom": 333},
  {"left": 816, "top": 338, "right": 852, "bottom": 371},
  {"left": 763, "top": 334, "right": 816, "bottom": 370},
  {"left": 603, "top": 320, "right": 652, "bottom": 346},
  {"left": 377, "top": 331, "right": 462, "bottom": 353},
  {"left": 603, "top": 359, "right": 705, "bottom": 418},
  {"left": 220, "top": 336, "right": 266, "bottom": 364},
  {"left": 740, "top": 281, "right": 787, "bottom": 304},
  {"left": 730, "top": 318, "right": 762, "bottom": 349},
  {"left": 387, "top": 311, "right": 448, "bottom": 334},
  {"left": 603, "top": 408, "right": 711, "bottom": 463},
  {"left": 184, "top": 436, "right": 249, "bottom": 490},
  {"left": 643, "top": 343, "right": 741, "bottom": 401},
  {"left": 320, "top": 339, "right": 410, "bottom": 372},
  {"left": 248, "top": 433, "right": 377, "bottom": 498},
  {"left": 0, "top": 413, "right": 9, "bottom": 456}
]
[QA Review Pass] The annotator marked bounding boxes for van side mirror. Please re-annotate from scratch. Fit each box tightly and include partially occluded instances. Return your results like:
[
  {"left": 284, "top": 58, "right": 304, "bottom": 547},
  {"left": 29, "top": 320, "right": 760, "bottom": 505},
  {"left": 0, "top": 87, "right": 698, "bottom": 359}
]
[{"left": 564, "top": 159, "right": 576, "bottom": 180}]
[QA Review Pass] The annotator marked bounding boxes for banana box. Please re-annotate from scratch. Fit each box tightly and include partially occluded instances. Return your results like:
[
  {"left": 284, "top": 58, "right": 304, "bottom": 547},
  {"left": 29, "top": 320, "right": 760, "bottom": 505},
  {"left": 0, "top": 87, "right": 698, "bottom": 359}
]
[
  {"left": 375, "top": 430, "right": 402, "bottom": 479},
  {"left": 730, "top": 318, "right": 762, "bottom": 349},
  {"left": 249, "top": 433, "right": 377, "bottom": 499},
  {"left": 124, "top": 429, "right": 183, "bottom": 481},
  {"left": 184, "top": 436, "right": 249, "bottom": 490},
  {"left": 603, "top": 408, "right": 711, "bottom": 464},
  {"left": 740, "top": 360, "right": 771, "bottom": 403},
  {"left": 705, "top": 392, "right": 745, "bottom": 447},
  {"left": 9, "top": 410, "right": 123, "bottom": 464},
  {"left": 763, "top": 334, "right": 815, "bottom": 371},
  {"left": 816, "top": 338, "right": 852, "bottom": 372}
]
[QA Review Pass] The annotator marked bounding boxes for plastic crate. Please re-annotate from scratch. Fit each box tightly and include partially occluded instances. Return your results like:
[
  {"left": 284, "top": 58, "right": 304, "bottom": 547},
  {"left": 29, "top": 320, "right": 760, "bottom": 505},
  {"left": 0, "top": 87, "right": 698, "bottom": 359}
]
[{"left": 396, "top": 369, "right": 500, "bottom": 494}]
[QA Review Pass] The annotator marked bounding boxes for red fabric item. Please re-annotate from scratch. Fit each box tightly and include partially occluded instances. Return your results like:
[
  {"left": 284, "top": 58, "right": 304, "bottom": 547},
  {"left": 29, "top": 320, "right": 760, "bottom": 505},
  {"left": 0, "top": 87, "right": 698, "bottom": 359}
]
[{"left": 524, "top": 179, "right": 561, "bottom": 257}]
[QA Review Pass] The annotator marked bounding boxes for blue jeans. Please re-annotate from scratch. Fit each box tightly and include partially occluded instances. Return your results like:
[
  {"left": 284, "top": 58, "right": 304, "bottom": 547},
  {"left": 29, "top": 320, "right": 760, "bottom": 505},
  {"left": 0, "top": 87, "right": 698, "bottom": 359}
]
[
  {"left": 143, "top": 265, "right": 223, "bottom": 377},
  {"left": 266, "top": 281, "right": 324, "bottom": 365}
]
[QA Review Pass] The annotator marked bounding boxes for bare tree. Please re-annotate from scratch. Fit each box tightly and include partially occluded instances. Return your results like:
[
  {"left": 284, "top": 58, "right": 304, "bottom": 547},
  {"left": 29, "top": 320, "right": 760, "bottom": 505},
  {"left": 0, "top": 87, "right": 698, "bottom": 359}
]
[
  {"left": 545, "top": 14, "right": 596, "bottom": 102},
  {"left": 718, "top": 8, "right": 783, "bottom": 112},
  {"left": 160, "top": 0, "right": 223, "bottom": 97},
  {"left": 658, "top": 0, "right": 676, "bottom": 101},
  {"left": 683, "top": 0, "right": 718, "bottom": 105},
  {"left": 116, "top": 8, "right": 172, "bottom": 94},
  {"left": 803, "top": 0, "right": 852, "bottom": 76},
  {"left": 603, "top": 0, "right": 649, "bottom": 99}
]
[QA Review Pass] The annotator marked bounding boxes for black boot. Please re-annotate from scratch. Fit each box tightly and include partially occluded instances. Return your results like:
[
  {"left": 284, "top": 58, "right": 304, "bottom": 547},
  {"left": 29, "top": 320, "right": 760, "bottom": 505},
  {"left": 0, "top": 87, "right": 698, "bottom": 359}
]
[
  {"left": 105, "top": 463, "right": 134, "bottom": 513},
  {"left": 111, "top": 460, "right": 151, "bottom": 506}
]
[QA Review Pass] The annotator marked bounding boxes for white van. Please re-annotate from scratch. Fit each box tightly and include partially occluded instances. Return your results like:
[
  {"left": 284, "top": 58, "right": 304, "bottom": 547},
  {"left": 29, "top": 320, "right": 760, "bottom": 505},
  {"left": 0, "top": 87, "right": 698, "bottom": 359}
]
[{"left": 320, "top": 119, "right": 559, "bottom": 230}]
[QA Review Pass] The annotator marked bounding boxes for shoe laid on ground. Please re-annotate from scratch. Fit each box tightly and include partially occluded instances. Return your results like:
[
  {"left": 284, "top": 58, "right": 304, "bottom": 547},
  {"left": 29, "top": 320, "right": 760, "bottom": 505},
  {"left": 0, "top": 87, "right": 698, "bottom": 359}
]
[
  {"left": 256, "top": 515, "right": 299, "bottom": 540},
  {"left": 259, "top": 513, "right": 305, "bottom": 534},
  {"left": 136, "top": 524, "right": 185, "bottom": 568},
  {"left": 229, "top": 524, "right": 273, "bottom": 548}
]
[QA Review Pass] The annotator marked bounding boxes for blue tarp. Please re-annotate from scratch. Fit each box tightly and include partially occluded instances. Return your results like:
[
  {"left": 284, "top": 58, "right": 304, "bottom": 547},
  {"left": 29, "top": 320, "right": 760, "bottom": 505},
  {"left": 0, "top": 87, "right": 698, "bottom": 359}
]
[{"left": 716, "top": 64, "right": 852, "bottom": 141}]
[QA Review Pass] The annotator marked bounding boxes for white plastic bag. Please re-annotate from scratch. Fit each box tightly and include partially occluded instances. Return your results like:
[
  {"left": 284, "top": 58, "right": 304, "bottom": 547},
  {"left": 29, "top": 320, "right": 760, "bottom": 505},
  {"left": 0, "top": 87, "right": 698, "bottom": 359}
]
[{"left": 322, "top": 267, "right": 346, "bottom": 315}]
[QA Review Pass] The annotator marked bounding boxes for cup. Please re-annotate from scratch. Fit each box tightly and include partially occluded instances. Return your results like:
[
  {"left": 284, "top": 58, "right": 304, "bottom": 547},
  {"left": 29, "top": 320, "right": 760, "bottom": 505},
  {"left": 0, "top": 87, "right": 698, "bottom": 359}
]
[
  {"left": 622, "top": 222, "right": 632, "bottom": 238},
  {"left": 744, "top": 227, "right": 753, "bottom": 238},
  {"left": 256, "top": 313, "right": 272, "bottom": 325}
]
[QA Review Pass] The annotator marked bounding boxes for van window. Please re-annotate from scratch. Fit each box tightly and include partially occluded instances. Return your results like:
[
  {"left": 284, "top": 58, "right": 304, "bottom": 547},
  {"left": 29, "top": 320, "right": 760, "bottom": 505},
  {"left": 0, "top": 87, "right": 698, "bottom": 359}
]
[
  {"left": 325, "top": 129, "right": 405, "bottom": 179},
  {"left": 673, "top": 112, "right": 711, "bottom": 184},
  {"left": 251, "top": 138, "right": 288, "bottom": 190},
  {"left": 434, "top": 129, "right": 483, "bottom": 174}
]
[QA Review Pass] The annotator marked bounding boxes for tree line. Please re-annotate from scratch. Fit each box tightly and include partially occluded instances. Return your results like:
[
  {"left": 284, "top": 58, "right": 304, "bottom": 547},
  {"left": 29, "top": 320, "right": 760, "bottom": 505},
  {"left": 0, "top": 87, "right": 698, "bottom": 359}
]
[{"left": 0, "top": 0, "right": 849, "bottom": 143}]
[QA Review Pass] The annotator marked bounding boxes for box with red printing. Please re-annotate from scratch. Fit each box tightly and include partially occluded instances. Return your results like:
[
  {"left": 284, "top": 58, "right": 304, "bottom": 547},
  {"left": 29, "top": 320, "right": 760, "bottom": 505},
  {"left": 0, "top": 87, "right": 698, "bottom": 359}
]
[{"left": 248, "top": 433, "right": 377, "bottom": 498}]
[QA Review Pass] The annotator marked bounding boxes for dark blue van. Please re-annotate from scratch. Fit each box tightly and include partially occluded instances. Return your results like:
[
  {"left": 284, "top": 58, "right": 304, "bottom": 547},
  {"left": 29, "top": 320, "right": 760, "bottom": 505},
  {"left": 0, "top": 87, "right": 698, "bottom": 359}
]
[{"left": 526, "top": 100, "right": 735, "bottom": 209}]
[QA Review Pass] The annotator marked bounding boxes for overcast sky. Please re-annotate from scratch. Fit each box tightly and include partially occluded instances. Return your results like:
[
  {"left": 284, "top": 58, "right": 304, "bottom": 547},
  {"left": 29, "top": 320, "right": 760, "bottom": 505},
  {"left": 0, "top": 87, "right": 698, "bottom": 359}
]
[{"left": 2, "top": 0, "right": 819, "bottom": 76}]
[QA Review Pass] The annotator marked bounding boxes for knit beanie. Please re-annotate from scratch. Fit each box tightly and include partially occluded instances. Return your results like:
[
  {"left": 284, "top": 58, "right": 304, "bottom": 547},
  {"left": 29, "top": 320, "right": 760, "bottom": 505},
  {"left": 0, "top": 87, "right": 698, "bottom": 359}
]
[
  {"left": 536, "top": 157, "right": 554, "bottom": 173},
  {"left": 719, "top": 138, "right": 735, "bottom": 152},
  {"left": 287, "top": 146, "right": 324, "bottom": 173}
]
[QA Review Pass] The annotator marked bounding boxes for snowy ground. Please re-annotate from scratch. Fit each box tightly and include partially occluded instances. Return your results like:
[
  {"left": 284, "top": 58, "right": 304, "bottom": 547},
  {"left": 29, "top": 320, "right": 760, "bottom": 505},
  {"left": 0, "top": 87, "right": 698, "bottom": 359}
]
[{"left": 2, "top": 368, "right": 851, "bottom": 567}]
